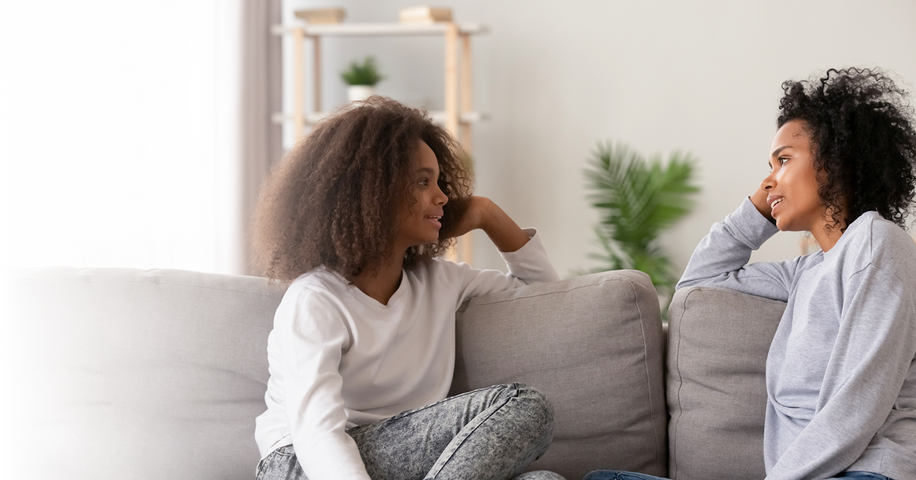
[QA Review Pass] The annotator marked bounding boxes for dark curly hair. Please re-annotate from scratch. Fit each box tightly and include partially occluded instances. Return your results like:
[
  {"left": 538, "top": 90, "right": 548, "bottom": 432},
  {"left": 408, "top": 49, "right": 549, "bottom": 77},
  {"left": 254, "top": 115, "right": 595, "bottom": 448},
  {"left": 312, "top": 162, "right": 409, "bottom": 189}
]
[
  {"left": 777, "top": 67, "right": 916, "bottom": 230},
  {"left": 252, "top": 96, "right": 473, "bottom": 282}
]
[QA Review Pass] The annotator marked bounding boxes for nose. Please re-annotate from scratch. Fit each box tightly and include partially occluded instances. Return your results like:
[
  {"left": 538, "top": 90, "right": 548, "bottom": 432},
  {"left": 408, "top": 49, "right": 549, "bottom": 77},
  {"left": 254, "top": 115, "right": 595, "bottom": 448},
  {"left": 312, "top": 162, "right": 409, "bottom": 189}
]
[
  {"left": 760, "top": 169, "right": 776, "bottom": 191},
  {"left": 435, "top": 182, "right": 448, "bottom": 205}
]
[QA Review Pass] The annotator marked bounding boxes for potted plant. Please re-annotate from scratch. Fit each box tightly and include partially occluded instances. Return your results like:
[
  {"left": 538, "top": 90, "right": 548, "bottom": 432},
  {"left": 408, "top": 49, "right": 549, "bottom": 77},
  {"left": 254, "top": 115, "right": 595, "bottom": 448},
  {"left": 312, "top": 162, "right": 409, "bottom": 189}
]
[
  {"left": 582, "top": 141, "right": 700, "bottom": 318},
  {"left": 341, "top": 56, "right": 385, "bottom": 102}
]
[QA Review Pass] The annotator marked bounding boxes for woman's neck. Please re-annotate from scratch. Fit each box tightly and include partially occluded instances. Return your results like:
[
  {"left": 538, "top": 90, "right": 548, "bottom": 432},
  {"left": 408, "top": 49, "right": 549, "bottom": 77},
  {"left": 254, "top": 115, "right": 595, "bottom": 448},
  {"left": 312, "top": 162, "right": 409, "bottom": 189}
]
[
  {"left": 350, "top": 252, "right": 406, "bottom": 306},
  {"left": 813, "top": 209, "right": 848, "bottom": 253}
]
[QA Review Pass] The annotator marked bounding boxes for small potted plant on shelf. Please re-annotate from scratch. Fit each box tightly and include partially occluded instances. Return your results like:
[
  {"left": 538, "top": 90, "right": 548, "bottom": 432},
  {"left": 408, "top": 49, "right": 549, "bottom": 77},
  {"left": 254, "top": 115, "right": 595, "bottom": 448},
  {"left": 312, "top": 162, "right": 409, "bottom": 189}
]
[{"left": 341, "top": 56, "right": 385, "bottom": 102}]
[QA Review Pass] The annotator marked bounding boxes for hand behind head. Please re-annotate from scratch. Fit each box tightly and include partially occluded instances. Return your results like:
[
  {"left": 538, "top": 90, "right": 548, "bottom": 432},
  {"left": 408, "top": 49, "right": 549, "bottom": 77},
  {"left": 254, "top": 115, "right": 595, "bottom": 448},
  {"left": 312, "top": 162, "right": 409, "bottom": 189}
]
[{"left": 438, "top": 196, "right": 474, "bottom": 239}]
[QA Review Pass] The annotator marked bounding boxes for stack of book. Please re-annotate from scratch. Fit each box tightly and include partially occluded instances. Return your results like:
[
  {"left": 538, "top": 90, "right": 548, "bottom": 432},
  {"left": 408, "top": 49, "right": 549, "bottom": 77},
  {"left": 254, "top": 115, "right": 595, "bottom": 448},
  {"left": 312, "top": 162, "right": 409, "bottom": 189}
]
[
  {"left": 399, "top": 6, "right": 452, "bottom": 24},
  {"left": 294, "top": 8, "right": 346, "bottom": 24}
]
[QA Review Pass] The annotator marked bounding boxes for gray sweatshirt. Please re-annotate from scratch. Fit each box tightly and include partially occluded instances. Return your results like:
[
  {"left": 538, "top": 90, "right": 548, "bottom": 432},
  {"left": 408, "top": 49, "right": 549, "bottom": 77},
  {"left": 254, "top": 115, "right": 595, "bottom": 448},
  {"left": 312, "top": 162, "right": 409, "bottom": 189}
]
[{"left": 678, "top": 198, "right": 916, "bottom": 480}]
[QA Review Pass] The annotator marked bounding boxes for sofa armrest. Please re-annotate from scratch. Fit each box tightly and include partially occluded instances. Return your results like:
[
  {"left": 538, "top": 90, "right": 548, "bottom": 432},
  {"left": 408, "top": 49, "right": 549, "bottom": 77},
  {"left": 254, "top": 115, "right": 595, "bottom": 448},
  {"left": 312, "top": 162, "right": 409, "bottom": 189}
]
[
  {"left": 666, "top": 286, "right": 785, "bottom": 480},
  {"left": 2, "top": 267, "right": 283, "bottom": 480},
  {"left": 451, "top": 270, "right": 667, "bottom": 480}
]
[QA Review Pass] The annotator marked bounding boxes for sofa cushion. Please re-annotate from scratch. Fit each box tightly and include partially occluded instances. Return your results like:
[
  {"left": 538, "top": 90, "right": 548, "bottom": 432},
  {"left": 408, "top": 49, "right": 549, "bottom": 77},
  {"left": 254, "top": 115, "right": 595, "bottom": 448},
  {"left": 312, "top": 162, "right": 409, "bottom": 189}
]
[
  {"left": 451, "top": 270, "right": 668, "bottom": 480},
  {"left": 666, "top": 286, "right": 785, "bottom": 480},
  {"left": 1, "top": 267, "right": 284, "bottom": 480}
]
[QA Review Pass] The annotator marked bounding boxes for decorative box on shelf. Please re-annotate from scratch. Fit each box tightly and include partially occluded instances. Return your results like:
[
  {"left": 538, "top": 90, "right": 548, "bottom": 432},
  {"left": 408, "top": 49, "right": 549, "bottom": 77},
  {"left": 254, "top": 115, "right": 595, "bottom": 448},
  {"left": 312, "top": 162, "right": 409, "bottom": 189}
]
[
  {"left": 399, "top": 6, "right": 453, "bottom": 24},
  {"left": 293, "top": 8, "right": 346, "bottom": 25}
]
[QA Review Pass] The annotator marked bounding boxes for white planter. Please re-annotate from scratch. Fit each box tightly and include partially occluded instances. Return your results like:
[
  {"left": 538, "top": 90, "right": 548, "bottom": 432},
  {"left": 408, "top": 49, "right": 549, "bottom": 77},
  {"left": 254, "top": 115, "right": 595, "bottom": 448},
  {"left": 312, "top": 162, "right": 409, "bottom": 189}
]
[{"left": 347, "top": 85, "right": 376, "bottom": 103}]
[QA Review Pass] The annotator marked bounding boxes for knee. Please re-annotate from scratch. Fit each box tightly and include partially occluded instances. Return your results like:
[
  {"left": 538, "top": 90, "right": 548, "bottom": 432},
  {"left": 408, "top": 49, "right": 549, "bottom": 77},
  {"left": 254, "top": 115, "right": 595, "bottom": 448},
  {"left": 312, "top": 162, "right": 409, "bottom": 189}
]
[
  {"left": 514, "top": 384, "right": 553, "bottom": 412},
  {"left": 514, "top": 470, "right": 567, "bottom": 480},
  {"left": 509, "top": 383, "right": 555, "bottom": 431}
]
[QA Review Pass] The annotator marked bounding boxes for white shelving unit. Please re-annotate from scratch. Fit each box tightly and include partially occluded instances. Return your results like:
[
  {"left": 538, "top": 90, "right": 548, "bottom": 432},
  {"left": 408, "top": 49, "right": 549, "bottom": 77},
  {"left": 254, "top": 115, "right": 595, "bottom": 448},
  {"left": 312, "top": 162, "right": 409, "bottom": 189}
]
[{"left": 271, "top": 22, "right": 488, "bottom": 151}]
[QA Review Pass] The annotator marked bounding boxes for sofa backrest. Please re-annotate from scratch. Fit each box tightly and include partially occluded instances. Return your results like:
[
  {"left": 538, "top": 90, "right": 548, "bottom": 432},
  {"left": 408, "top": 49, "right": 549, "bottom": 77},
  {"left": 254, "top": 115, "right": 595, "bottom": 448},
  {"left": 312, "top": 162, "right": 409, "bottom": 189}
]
[
  {"left": 666, "top": 286, "right": 785, "bottom": 480},
  {"left": 452, "top": 270, "right": 668, "bottom": 480},
  {"left": 2, "top": 267, "right": 284, "bottom": 480},
  {"left": 3, "top": 267, "right": 668, "bottom": 480}
]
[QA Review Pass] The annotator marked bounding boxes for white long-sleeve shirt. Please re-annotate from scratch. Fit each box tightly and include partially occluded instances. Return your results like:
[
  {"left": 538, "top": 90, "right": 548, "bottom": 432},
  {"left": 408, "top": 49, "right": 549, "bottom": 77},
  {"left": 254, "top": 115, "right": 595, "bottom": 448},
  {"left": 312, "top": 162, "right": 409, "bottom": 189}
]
[
  {"left": 678, "top": 198, "right": 916, "bottom": 480},
  {"left": 254, "top": 229, "right": 559, "bottom": 480}
]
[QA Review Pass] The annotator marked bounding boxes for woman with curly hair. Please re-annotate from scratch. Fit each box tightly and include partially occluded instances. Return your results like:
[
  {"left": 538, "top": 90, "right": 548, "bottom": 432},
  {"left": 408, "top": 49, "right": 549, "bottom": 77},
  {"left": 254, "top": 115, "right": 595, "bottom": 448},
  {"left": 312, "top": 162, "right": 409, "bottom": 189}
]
[
  {"left": 585, "top": 68, "right": 916, "bottom": 480},
  {"left": 251, "top": 97, "right": 564, "bottom": 480}
]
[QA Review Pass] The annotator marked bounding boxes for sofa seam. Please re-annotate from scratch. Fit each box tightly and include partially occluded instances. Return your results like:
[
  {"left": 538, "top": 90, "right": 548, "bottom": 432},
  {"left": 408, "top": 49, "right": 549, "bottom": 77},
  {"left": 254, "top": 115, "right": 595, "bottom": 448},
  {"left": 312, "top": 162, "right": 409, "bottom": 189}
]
[
  {"left": 72, "top": 275, "right": 285, "bottom": 300},
  {"left": 463, "top": 276, "right": 636, "bottom": 308},
  {"left": 667, "top": 286, "right": 696, "bottom": 479},
  {"left": 604, "top": 278, "right": 667, "bottom": 472},
  {"left": 619, "top": 277, "right": 666, "bottom": 472}
]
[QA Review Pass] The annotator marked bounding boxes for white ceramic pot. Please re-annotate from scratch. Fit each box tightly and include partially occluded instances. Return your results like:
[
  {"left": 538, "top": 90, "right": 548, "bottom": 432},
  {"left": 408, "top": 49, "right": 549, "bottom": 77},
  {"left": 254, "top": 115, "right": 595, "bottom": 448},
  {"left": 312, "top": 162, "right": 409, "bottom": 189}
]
[{"left": 347, "top": 85, "right": 376, "bottom": 103}]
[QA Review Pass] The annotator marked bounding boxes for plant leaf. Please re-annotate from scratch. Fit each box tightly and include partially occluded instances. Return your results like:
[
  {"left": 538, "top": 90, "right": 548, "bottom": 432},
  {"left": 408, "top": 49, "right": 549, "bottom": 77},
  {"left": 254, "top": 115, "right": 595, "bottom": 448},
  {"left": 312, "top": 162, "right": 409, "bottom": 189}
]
[{"left": 583, "top": 141, "right": 699, "bottom": 296}]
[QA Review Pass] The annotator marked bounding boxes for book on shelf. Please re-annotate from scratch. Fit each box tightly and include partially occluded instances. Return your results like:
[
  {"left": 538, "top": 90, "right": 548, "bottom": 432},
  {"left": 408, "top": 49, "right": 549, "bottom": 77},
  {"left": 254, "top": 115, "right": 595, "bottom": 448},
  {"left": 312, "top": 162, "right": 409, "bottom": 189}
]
[
  {"left": 294, "top": 8, "right": 346, "bottom": 25},
  {"left": 399, "top": 6, "right": 453, "bottom": 24}
]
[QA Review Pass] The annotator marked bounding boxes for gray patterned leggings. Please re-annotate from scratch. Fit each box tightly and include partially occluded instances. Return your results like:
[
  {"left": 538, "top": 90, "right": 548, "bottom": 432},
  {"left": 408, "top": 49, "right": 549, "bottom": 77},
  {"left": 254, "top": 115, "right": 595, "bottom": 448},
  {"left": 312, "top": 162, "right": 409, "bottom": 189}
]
[{"left": 256, "top": 383, "right": 564, "bottom": 480}]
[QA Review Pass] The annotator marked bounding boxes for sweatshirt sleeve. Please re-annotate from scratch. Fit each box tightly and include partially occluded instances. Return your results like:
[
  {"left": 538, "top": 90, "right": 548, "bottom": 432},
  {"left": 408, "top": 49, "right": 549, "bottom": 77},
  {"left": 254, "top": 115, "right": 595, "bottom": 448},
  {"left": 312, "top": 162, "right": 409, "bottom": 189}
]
[
  {"left": 766, "top": 263, "right": 916, "bottom": 479},
  {"left": 447, "top": 228, "right": 560, "bottom": 305},
  {"left": 497, "top": 228, "right": 561, "bottom": 284},
  {"left": 676, "top": 197, "right": 798, "bottom": 302},
  {"left": 274, "top": 289, "right": 371, "bottom": 480}
]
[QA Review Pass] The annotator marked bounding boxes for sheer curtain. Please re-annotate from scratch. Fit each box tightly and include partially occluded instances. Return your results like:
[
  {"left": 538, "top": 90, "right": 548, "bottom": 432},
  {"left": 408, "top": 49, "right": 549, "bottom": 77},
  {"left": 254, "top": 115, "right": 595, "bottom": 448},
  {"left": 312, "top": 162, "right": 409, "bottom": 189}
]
[{"left": 0, "top": 0, "right": 281, "bottom": 275}]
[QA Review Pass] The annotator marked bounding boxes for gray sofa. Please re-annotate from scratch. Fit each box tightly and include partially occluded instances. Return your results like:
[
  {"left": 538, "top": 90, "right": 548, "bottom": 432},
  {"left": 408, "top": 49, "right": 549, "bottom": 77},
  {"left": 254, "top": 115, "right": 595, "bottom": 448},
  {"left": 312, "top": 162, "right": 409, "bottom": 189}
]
[{"left": 1, "top": 267, "right": 786, "bottom": 480}]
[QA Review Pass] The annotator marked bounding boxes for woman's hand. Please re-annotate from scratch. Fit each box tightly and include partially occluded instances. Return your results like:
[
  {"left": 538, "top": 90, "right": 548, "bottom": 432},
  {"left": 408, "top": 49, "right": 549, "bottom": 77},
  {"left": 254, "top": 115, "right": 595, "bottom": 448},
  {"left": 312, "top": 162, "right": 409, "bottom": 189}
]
[
  {"left": 440, "top": 196, "right": 530, "bottom": 252},
  {"left": 750, "top": 187, "right": 776, "bottom": 224},
  {"left": 439, "top": 196, "right": 484, "bottom": 239}
]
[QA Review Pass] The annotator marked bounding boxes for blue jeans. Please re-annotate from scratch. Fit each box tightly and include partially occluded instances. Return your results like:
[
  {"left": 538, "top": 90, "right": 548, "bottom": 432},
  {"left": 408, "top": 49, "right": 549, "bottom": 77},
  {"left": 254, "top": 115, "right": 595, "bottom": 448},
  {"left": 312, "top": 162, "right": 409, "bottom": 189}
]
[
  {"left": 256, "top": 383, "right": 564, "bottom": 480},
  {"left": 581, "top": 470, "right": 891, "bottom": 480},
  {"left": 581, "top": 471, "right": 668, "bottom": 480},
  {"left": 831, "top": 474, "right": 893, "bottom": 480}
]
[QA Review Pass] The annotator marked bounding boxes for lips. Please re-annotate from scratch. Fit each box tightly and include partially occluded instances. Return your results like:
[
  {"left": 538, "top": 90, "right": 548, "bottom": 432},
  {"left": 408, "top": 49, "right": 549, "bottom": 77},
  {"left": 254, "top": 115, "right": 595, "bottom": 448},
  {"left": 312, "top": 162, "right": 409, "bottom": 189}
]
[
  {"left": 767, "top": 195, "right": 784, "bottom": 215},
  {"left": 425, "top": 214, "right": 443, "bottom": 228}
]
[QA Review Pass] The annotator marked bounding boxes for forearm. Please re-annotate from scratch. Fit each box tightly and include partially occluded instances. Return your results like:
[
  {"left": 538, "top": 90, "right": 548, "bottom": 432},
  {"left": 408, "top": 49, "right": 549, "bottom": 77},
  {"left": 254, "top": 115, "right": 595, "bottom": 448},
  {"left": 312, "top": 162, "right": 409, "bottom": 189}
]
[
  {"left": 442, "top": 196, "right": 530, "bottom": 252},
  {"left": 677, "top": 198, "right": 790, "bottom": 300},
  {"left": 479, "top": 199, "right": 529, "bottom": 253}
]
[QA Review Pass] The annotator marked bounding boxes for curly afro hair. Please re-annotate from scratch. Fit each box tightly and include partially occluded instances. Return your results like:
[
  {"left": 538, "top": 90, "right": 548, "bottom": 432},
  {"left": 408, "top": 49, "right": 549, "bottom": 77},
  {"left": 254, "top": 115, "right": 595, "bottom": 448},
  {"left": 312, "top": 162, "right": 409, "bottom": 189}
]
[
  {"left": 777, "top": 67, "right": 916, "bottom": 230},
  {"left": 252, "top": 97, "right": 473, "bottom": 282}
]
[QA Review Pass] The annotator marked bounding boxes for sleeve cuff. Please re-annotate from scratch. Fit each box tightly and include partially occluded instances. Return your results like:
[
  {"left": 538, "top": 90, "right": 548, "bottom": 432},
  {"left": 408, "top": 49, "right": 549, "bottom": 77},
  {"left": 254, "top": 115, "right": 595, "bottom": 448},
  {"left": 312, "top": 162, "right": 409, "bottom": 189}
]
[
  {"left": 499, "top": 228, "right": 561, "bottom": 283},
  {"left": 731, "top": 197, "right": 780, "bottom": 250}
]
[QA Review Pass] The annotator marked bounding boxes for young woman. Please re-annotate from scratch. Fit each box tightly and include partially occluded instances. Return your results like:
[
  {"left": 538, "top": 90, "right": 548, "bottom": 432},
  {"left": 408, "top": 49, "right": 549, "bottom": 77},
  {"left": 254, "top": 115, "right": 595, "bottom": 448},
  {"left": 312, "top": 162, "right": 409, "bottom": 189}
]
[
  {"left": 251, "top": 97, "right": 565, "bottom": 480},
  {"left": 585, "top": 68, "right": 916, "bottom": 480}
]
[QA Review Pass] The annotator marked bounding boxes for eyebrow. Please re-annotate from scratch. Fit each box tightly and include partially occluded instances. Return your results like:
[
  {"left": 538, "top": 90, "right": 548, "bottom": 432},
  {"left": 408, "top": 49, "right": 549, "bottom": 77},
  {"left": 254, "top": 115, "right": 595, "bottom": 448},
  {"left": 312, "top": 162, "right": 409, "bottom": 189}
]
[
  {"left": 415, "top": 167, "right": 436, "bottom": 176},
  {"left": 771, "top": 145, "right": 791, "bottom": 157}
]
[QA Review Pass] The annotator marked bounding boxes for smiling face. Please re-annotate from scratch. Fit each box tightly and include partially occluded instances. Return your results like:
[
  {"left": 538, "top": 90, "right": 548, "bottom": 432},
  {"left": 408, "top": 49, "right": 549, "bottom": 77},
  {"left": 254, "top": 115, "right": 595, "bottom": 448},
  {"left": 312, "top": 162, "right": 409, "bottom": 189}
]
[
  {"left": 761, "top": 120, "right": 830, "bottom": 234},
  {"left": 395, "top": 140, "right": 449, "bottom": 250}
]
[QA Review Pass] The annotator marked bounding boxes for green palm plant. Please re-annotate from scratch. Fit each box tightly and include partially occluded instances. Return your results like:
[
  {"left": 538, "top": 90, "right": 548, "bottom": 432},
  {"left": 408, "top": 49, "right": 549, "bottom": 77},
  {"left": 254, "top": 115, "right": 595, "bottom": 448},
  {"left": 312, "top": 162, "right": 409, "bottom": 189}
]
[{"left": 583, "top": 141, "right": 699, "bottom": 300}]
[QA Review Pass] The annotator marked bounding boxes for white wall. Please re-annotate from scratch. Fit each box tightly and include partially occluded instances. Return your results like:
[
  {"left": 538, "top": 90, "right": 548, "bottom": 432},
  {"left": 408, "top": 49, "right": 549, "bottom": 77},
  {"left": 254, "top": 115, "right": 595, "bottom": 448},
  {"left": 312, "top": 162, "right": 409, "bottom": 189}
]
[
  {"left": 282, "top": 0, "right": 916, "bottom": 277},
  {"left": 1, "top": 1, "right": 247, "bottom": 273}
]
